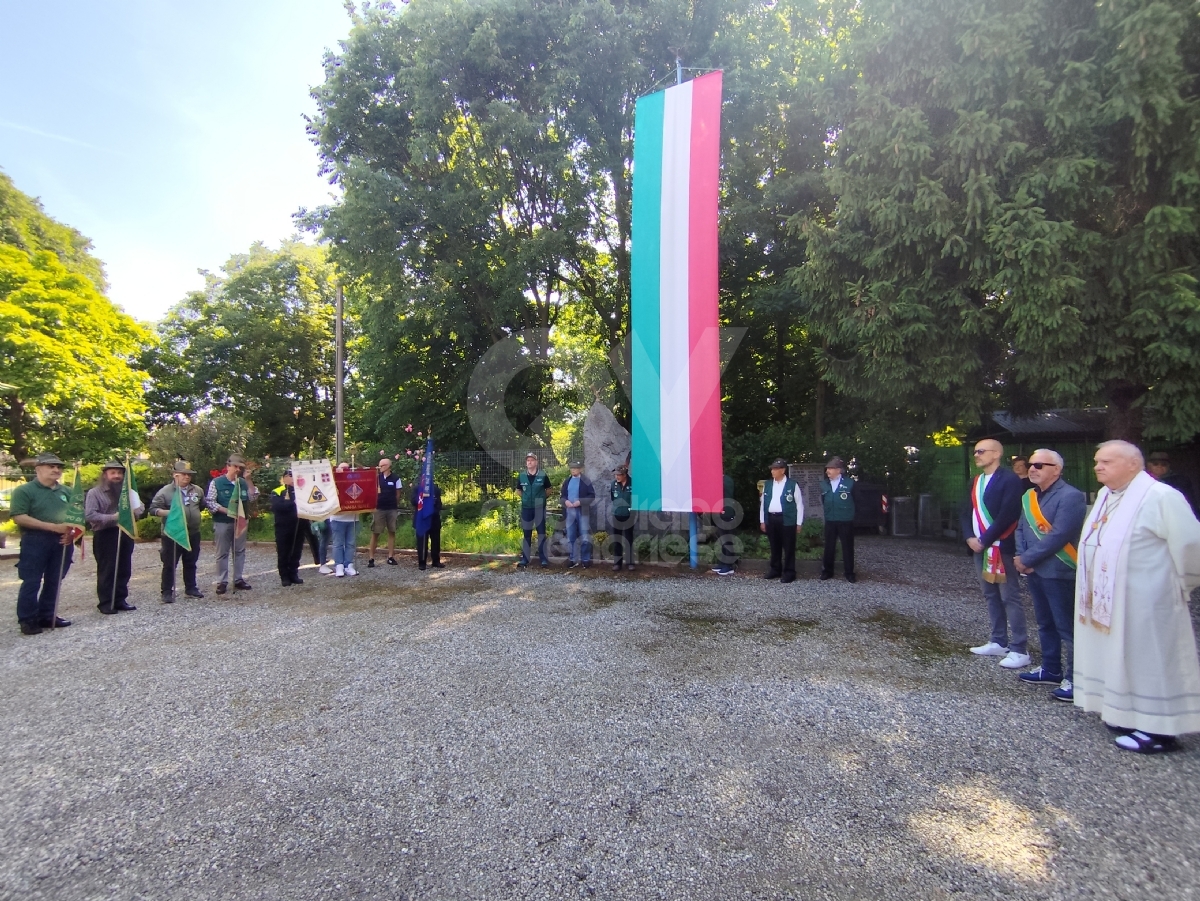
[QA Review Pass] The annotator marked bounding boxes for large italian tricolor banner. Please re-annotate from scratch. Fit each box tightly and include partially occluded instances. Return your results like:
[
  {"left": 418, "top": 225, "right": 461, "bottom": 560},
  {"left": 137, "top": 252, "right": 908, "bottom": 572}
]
[{"left": 630, "top": 71, "right": 723, "bottom": 513}]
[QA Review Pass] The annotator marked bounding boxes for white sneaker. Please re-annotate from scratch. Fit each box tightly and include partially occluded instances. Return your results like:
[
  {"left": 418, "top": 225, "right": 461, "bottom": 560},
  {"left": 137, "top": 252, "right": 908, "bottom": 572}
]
[
  {"left": 999, "top": 651, "right": 1032, "bottom": 669},
  {"left": 345, "top": 565, "right": 358, "bottom": 576},
  {"left": 335, "top": 564, "right": 345, "bottom": 577},
  {"left": 319, "top": 564, "right": 333, "bottom": 574},
  {"left": 970, "top": 641, "right": 1009, "bottom": 656}
]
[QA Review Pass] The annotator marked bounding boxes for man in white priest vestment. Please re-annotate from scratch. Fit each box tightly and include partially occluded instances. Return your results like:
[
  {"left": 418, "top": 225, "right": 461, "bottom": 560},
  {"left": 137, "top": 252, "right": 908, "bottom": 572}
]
[{"left": 1075, "top": 440, "right": 1200, "bottom": 754}]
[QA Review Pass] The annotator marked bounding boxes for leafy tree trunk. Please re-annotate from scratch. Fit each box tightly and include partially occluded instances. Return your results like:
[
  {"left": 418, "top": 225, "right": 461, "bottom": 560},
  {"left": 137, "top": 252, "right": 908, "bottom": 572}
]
[
  {"left": 5, "top": 394, "right": 28, "bottom": 462},
  {"left": 814, "top": 378, "right": 826, "bottom": 444},
  {"left": 1104, "top": 381, "right": 1147, "bottom": 444}
]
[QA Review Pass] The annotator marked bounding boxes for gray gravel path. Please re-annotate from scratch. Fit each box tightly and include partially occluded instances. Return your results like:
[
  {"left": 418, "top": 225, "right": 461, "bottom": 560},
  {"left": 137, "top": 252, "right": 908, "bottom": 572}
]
[{"left": 3, "top": 537, "right": 1199, "bottom": 901}]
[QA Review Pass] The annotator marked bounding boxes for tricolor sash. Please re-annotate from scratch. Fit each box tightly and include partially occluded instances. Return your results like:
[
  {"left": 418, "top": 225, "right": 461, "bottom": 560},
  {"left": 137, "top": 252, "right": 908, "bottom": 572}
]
[
  {"left": 972, "top": 474, "right": 1015, "bottom": 583},
  {"left": 1021, "top": 490, "right": 1077, "bottom": 569}
]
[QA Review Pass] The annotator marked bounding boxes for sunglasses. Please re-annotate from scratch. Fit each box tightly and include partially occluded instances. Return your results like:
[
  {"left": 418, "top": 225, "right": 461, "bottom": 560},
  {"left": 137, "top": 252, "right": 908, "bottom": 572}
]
[
  {"left": 1029, "top": 462, "right": 1059, "bottom": 470},
  {"left": 972, "top": 449, "right": 992, "bottom": 456}
]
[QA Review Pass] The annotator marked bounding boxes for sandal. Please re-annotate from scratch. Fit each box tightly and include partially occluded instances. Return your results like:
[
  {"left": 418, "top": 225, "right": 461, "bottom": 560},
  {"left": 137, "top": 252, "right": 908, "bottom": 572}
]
[{"left": 1114, "top": 730, "right": 1180, "bottom": 754}]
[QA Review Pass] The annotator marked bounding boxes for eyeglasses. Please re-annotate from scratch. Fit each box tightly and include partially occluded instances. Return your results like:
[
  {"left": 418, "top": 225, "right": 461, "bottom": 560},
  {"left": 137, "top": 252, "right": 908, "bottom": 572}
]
[
  {"left": 1029, "top": 462, "right": 1059, "bottom": 470},
  {"left": 972, "top": 449, "right": 991, "bottom": 456}
]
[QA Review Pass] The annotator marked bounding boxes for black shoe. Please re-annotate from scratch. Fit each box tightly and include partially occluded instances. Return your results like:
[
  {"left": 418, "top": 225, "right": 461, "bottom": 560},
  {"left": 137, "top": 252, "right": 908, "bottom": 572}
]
[
  {"left": 216, "top": 583, "right": 228, "bottom": 595},
  {"left": 517, "top": 561, "right": 527, "bottom": 569},
  {"left": 40, "top": 616, "right": 71, "bottom": 628},
  {"left": 819, "top": 573, "right": 832, "bottom": 581},
  {"left": 20, "top": 622, "right": 43, "bottom": 635},
  {"left": 291, "top": 576, "right": 304, "bottom": 585},
  {"left": 184, "top": 587, "right": 204, "bottom": 599},
  {"left": 418, "top": 565, "right": 426, "bottom": 571},
  {"left": 98, "top": 605, "right": 119, "bottom": 615},
  {"left": 233, "top": 579, "right": 252, "bottom": 591},
  {"left": 568, "top": 561, "right": 580, "bottom": 569},
  {"left": 114, "top": 601, "right": 136, "bottom": 612},
  {"left": 764, "top": 571, "right": 781, "bottom": 580},
  {"left": 162, "top": 593, "right": 176, "bottom": 604},
  {"left": 387, "top": 557, "right": 399, "bottom": 566},
  {"left": 582, "top": 563, "right": 591, "bottom": 569},
  {"left": 780, "top": 575, "right": 795, "bottom": 584},
  {"left": 431, "top": 562, "right": 445, "bottom": 569},
  {"left": 540, "top": 561, "right": 550, "bottom": 568},
  {"left": 281, "top": 579, "right": 294, "bottom": 587},
  {"left": 367, "top": 559, "right": 376, "bottom": 568},
  {"left": 845, "top": 573, "right": 857, "bottom": 583}
]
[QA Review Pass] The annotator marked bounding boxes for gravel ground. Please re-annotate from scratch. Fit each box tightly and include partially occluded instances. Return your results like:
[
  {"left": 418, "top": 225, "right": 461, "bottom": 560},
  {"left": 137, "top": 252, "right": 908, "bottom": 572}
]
[{"left": 3, "top": 537, "right": 1199, "bottom": 901}]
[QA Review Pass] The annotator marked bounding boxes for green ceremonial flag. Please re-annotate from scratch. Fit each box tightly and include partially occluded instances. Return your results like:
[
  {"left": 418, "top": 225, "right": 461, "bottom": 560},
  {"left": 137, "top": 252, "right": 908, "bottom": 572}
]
[
  {"left": 64, "top": 464, "right": 86, "bottom": 530},
  {"left": 163, "top": 486, "right": 192, "bottom": 552},
  {"left": 117, "top": 454, "right": 138, "bottom": 540}
]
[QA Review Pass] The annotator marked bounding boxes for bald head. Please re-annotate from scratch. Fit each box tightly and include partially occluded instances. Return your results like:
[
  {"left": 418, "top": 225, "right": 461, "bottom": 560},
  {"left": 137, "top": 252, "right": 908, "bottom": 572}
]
[
  {"left": 1094, "top": 440, "right": 1144, "bottom": 491},
  {"left": 972, "top": 439, "right": 1004, "bottom": 475}
]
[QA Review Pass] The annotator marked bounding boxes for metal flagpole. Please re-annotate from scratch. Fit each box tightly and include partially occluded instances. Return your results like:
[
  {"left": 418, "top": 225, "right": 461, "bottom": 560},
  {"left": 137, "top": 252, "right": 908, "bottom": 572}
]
[
  {"left": 49, "top": 463, "right": 80, "bottom": 629},
  {"left": 335, "top": 283, "right": 345, "bottom": 464}
]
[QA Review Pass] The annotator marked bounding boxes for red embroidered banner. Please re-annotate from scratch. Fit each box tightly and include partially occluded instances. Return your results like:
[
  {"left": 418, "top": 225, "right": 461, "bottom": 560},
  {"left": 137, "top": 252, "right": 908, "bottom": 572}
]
[{"left": 334, "top": 468, "right": 379, "bottom": 513}]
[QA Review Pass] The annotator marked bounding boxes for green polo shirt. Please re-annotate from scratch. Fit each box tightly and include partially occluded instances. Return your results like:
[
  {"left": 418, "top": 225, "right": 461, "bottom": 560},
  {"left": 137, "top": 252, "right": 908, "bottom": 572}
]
[{"left": 10, "top": 479, "right": 70, "bottom": 530}]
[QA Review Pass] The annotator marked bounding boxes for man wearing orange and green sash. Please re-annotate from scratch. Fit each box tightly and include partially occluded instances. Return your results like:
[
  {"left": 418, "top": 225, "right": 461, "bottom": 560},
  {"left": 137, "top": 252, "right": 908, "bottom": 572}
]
[{"left": 1014, "top": 449, "right": 1087, "bottom": 701}]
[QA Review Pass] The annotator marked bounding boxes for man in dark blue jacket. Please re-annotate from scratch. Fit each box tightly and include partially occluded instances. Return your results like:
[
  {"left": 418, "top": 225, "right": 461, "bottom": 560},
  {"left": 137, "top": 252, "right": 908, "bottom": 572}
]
[
  {"left": 271, "top": 468, "right": 305, "bottom": 587},
  {"left": 560, "top": 459, "right": 595, "bottom": 568},
  {"left": 1014, "top": 448, "right": 1087, "bottom": 701},
  {"left": 961, "top": 439, "right": 1028, "bottom": 669}
]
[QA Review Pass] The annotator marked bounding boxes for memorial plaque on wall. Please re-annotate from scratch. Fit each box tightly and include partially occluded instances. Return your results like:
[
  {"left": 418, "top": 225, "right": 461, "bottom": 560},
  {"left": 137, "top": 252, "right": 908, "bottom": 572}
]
[{"left": 788, "top": 464, "right": 827, "bottom": 522}]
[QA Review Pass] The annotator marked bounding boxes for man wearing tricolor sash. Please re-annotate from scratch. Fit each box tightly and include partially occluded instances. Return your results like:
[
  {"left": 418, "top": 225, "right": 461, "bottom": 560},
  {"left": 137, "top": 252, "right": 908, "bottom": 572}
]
[
  {"left": 1013, "top": 449, "right": 1086, "bottom": 700},
  {"left": 962, "top": 439, "right": 1028, "bottom": 669},
  {"left": 1074, "top": 440, "right": 1200, "bottom": 754}
]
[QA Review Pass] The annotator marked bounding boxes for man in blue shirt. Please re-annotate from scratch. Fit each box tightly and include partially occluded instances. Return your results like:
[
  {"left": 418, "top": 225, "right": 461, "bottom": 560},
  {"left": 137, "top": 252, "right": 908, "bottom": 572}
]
[{"left": 560, "top": 459, "right": 595, "bottom": 568}]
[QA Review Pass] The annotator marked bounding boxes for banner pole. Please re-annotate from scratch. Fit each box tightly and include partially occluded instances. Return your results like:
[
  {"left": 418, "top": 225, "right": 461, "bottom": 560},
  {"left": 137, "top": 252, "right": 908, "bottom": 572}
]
[
  {"left": 335, "top": 283, "right": 344, "bottom": 464},
  {"left": 689, "top": 512, "right": 698, "bottom": 569}
]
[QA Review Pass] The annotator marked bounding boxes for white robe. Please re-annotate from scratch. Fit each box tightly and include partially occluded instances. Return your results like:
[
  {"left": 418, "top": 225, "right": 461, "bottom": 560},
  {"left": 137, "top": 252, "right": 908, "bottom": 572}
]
[{"left": 1074, "top": 480, "right": 1200, "bottom": 735}]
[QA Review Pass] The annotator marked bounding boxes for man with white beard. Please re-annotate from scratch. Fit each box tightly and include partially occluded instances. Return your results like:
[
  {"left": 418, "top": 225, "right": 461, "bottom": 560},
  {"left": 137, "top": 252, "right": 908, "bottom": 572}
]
[{"left": 1074, "top": 440, "right": 1200, "bottom": 754}]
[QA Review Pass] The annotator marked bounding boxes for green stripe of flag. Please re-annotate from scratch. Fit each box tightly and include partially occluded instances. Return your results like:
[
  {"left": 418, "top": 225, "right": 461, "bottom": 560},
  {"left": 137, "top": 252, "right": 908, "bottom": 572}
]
[{"left": 630, "top": 88, "right": 664, "bottom": 510}]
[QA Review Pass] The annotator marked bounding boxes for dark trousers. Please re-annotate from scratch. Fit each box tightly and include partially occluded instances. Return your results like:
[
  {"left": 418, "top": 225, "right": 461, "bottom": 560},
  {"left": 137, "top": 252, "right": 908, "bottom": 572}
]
[
  {"left": 1028, "top": 573, "right": 1074, "bottom": 680},
  {"left": 275, "top": 523, "right": 306, "bottom": 583},
  {"left": 715, "top": 519, "right": 737, "bottom": 567},
  {"left": 765, "top": 514, "right": 796, "bottom": 578},
  {"left": 611, "top": 521, "right": 635, "bottom": 566},
  {"left": 16, "top": 529, "right": 73, "bottom": 625},
  {"left": 417, "top": 519, "right": 442, "bottom": 569},
  {"left": 94, "top": 528, "right": 134, "bottom": 610},
  {"left": 822, "top": 520, "right": 855, "bottom": 576},
  {"left": 160, "top": 533, "right": 201, "bottom": 595},
  {"left": 520, "top": 506, "right": 548, "bottom": 565}
]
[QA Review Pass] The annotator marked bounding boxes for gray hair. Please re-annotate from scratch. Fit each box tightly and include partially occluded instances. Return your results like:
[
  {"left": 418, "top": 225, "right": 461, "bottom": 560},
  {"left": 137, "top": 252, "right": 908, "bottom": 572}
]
[
  {"left": 1031, "top": 448, "right": 1064, "bottom": 467},
  {"left": 1096, "top": 440, "right": 1144, "bottom": 467}
]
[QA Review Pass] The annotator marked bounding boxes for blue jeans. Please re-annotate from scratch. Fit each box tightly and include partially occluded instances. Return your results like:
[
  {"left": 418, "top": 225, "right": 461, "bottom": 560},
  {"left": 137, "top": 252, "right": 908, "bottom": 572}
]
[
  {"left": 330, "top": 519, "right": 357, "bottom": 567},
  {"left": 975, "top": 552, "right": 1027, "bottom": 654},
  {"left": 17, "top": 529, "right": 73, "bottom": 625},
  {"left": 316, "top": 521, "right": 331, "bottom": 565},
  {"left": 565, "top": 507, "right": 591, "bottom": 563},
  {"left": 1027, "top": 573, "right": 1074, "bottom": 680}
]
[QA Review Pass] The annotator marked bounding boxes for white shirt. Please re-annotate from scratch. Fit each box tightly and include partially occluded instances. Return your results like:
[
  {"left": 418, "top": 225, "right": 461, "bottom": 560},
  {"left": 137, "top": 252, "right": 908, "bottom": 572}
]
[{"left": 768, "top": 477, "right": 786, "bottom": 514}]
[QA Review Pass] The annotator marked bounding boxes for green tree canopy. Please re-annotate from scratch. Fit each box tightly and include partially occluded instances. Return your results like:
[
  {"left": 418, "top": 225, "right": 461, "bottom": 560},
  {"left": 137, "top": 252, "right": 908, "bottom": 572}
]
[
  {"left": 150, "top": 241, "right": 339, "bottom": 458},
  {"left": 306, "top": 0, "right": 840, "bottom": 451},
  {"left": 0, "top": 173, "right": 149, "bottom": 461},
  {"left": 795, "top": 0, "right": 1200, "bottom": 442}
]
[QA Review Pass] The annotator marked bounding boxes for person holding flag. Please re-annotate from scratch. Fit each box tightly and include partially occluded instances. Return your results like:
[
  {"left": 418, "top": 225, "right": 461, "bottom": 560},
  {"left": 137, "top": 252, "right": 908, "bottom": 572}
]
[
  {"left": 206, "top": 453, "right": 257, "bottom": 594},
  {"left": 85, "top": 458, "right": 143, "bottom": 615},
  {"left": 411, "top": 436, "right": 443, "bottom": 571},
  {"left": 149, "top": 461, "right": 205, "bottom": 603},
  {"left": 11, "top": 452, "right": 80, "bottom": 635}
]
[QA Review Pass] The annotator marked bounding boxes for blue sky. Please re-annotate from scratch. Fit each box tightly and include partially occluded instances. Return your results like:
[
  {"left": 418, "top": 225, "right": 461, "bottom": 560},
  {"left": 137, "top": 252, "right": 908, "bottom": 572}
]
[{"left": 1, "top": 0, "right": 353, "bottom": 322}]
